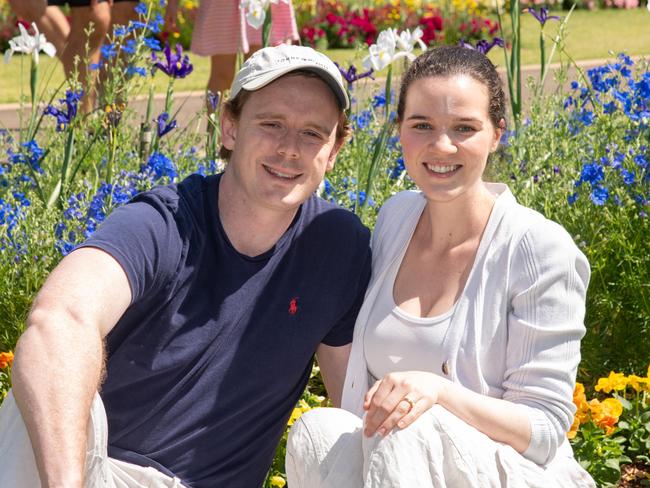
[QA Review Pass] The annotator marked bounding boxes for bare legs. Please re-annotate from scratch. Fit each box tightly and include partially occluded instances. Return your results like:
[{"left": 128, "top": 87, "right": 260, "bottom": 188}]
[
  {"left": 8, "top": 0, "right": 110, "bottom": 112},
  {"left": 207, "top": 46, "right": 260, "bottom": 95}
]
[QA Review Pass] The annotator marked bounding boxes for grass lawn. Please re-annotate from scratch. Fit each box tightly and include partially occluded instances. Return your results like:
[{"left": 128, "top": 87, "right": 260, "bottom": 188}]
[{"left": 0, "top": 8, "right": 648, "bottom": 104}]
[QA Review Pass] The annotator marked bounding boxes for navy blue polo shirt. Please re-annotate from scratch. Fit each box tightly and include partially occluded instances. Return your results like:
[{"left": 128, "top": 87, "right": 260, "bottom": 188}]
[{"left": 80, "top": 173, "right": 371, "bottom": 487}]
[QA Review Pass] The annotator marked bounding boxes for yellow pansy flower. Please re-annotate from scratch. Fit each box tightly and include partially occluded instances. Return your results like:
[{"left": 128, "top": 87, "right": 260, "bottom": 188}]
[
  {"left": 270, "top": 475, "right": 286, "bottom": 487},
  {"left": 594, "top": 371, "right": 628, "bottom": 394},
  {"left": 628, "top": 374, "right": 649, "bottom": 392}
]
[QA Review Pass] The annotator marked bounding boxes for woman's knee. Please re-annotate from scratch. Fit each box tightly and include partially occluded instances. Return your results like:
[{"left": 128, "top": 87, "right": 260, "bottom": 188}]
[{"left": 287, "top": 408, "right": 361, "bottom": 460}]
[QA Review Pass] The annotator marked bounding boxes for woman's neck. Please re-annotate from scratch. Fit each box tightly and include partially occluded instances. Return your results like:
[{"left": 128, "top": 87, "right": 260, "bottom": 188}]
[{"left": 420, "top": 182, "right": 496, "bottom": 251}]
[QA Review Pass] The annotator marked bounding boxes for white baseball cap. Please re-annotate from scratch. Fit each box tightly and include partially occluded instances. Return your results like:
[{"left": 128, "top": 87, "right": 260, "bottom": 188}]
[{"left": 229, "top": 44, "right": 350, "bottom": 110}]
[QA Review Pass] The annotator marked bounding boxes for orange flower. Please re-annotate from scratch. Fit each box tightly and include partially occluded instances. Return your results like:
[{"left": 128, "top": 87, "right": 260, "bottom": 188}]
[
  {"left": 567, "top": 414, "right": 581, "bottom": 439},
  {"left": 589, "top": 398, "right": 622, "bottom": 435},
  {"left": 0, "top": 351, "right": 14, "bottom": 369}
]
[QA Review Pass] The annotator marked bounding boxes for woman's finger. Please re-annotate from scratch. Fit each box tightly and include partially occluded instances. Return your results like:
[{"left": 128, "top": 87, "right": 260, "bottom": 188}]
[
  {"left": 396, "top": 397, "right": 432, "bottom": 430},
  {"left": 363, "top": 380, "right": 382, "bottom": 410},
  {"left": 375, "top": 397, "right": 417, "bottom": 436},
  {"left": 364, "top": 383, "right": 408, "bottom": 435}
]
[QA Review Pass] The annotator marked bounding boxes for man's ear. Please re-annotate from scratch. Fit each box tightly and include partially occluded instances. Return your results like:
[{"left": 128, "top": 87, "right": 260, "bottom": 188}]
[
  {"left": 326, "top": 136, "right": 345, "bottom": 172},
  {"left": 221, "top": 108, "right": 237, "bottom": 151}
]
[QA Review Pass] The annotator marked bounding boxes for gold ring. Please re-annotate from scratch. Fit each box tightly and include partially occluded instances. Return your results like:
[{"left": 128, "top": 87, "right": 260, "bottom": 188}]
[{"left": 403, "top": 397, "right": 416, "bottom": 411}]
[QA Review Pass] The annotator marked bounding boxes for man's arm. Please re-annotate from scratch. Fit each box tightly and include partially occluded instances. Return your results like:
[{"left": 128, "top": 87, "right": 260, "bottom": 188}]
[
  {"left": 315, "top": 343, "right": 351, "bottom": 408},
  {"left": 12, "top": 247, "right": 131, "bottom": 488}
]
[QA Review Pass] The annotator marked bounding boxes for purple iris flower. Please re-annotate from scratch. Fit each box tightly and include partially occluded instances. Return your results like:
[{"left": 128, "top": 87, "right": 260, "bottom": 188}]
[
  {"left": 44, "top": 90, "right": 83, "bottom": 131},
  {"left": 207, "top": 91, "right": 220, "bottom": 111},
  {"left": 459, "top": 38, "right": 505, "bottom": 55},
  {"left": 155, "top": 112, "right": 177, "bottom": 137},
  {"left": 335, "top": 63, "right": 374, "bottom": 87},
  {"left": 151, "top": 43, "right": 193, "bottom": 79},
  {"left": 524, "top": 7, "right": 561, "bottom": 26}
]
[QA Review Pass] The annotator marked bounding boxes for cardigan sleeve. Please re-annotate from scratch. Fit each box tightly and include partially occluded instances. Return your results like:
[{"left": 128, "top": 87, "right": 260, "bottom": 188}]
[{"left": 501, "top": 219, "right": 590, "bottom": 465}]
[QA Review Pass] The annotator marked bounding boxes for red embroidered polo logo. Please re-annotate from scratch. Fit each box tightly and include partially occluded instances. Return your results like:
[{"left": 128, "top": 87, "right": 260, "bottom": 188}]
[{"left": 288, "top": 297, "right": 299, "bottom": 315}]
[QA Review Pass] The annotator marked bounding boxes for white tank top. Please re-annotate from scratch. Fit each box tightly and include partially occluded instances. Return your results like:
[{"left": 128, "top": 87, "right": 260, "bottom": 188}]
[{"left": 364, "top": 251, "right": 454, "bottom": 382}]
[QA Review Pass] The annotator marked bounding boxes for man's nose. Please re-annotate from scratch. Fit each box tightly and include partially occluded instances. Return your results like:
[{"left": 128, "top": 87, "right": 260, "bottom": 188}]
[{"left": 277, "top": 132, "right": 300, "bottom": 159}]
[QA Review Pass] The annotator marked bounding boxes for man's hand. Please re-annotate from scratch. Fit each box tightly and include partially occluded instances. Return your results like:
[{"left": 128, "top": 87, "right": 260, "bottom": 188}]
[{"left": 363, "top": 371, "right": 449, "bottom": 437}]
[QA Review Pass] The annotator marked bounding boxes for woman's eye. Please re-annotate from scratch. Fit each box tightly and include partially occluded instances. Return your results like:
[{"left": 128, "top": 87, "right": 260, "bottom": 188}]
[
  {"left": 457, "top": 125, "right": 476, "bottom": 133},
  {"left": 261, "top": 122, "right": 280, "bottom": 129},
  {"left": 413, "top": 123, "right": 431, "bottom": 130},
  {"left": 303, "top": 130, "right": 322, "bottom": 139}
]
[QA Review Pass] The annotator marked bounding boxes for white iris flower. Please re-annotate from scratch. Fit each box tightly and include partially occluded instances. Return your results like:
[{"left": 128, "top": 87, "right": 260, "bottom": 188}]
[{"left": 4, "top": 22, "right": 56, "bottom": 65}]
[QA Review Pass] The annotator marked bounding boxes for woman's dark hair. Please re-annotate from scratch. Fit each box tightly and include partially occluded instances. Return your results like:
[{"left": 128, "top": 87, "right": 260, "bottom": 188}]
[
  {"left": 397, "top": 45, "right": 506, "bottom": 128},
  {"left": 219, "top": 70, "right": 351, "bottom": 160}
]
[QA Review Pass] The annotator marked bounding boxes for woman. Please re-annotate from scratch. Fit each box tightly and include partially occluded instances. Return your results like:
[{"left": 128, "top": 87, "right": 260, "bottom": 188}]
[{"left": 286, "top": 45, "right": 596, "bottom": 487}]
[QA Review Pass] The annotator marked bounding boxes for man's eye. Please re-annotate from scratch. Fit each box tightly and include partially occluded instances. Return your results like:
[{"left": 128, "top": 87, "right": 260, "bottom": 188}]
[
  {"left": 413, "top": 123, "right": 431, "bottom": 130},
  {"left": 457, "top": 125, "right": 476, "bottom": 133},
  {"left": 303, "top": 130, "right": 322, "bottom": 139},
  {"left": 261, "top": 122, "right": 280, "bottom": 128}
]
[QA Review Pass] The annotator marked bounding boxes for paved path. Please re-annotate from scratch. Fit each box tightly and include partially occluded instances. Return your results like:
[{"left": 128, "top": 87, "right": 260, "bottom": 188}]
[{"left": 0, "top": 58, "right": 638, "bottom": 132}]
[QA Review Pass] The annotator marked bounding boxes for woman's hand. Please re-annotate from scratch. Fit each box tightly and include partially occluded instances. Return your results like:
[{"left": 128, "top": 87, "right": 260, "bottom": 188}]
[{"left": 363, "top": 371, "right": 449, "bottom": 437}]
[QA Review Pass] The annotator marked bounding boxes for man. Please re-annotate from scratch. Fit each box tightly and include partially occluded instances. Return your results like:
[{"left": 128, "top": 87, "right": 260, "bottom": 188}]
[{"left": 0, "top": 45, "right": 371, "bottom": 487}]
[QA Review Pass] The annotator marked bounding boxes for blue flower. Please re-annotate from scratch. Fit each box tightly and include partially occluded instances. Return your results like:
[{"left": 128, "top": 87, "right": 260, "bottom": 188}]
[
  {"left": 143, "top": 36, "right": 162, "bottom": 51},
  {"left": 590, "top": 186, "right": 609, "bottom": 206},
  {"left": 101, "top": 43, "right": 117, "bottom": 59},
  {"left": 126, "top": 65, "right": 147, "bottom": 77},
  {"left": 578, "top": 163, "right": 604, "bottom": 186},
  {"left": 12, "top": 140, "right": 45, "bottom": 173},
  {"left": 145, "top": 152, "right": 177, "bottom": 180},
  {"left": 135, "top": 2, "right": 148, "bottom": 15},
  {"left": 122, "top": 39, "right": 137, "bottom": 55},
  {"left": 620, "top": 169, "right": 635, "bottom": 185},
  {"left": 347, "top": 190, "right": 374, "bottom": 208},
  {"left": 323, "top": 179, "right": 333, "bottom": 196},
  {"left": 155, "top": 112, "right": 177, "bottom": 137},
  {"left": 389, "top": 156, "right": 405, "bottom": 179},
  {"left": 351, "top": 110, "right": 372, "bottom": 130},
  {"left": 603, "top": 102, "right": 617, "bottom": 114}
]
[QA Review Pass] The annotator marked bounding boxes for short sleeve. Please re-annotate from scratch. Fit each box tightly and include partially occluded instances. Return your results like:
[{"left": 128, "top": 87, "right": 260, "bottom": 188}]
[
  {"left": 321, "top": 234, "right": 372, "bottom": 347},
  {"left": 502, "top": 222, "right": 590, "bottom": 465},
  {"left": 77, "top": 193, "right": 184, "bottom": 304}
]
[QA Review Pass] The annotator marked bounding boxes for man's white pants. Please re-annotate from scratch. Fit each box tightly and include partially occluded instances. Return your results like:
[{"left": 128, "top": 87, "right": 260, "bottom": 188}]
[
  {"left": 0, "top": 390, "right": 184, "bottom": 488},
  {"left": 286, "top": 406, "right": 596, "bottom": 488}
]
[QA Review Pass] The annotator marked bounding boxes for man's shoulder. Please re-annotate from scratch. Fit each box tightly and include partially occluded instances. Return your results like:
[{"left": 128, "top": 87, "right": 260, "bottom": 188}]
[
  {"left": 135, "top": 173, "right": 214, "bottom": 212},
  {"left": 302, "top": 194, "right": 371, "bottom": 244}
]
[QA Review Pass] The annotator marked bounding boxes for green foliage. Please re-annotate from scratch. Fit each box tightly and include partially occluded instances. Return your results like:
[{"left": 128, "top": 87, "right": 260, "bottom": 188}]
[
  {"left": 570, "top": 369, "right": 650, "bottom": 486},
  {"left": 489, "top": 56, "right": 650, "bottom": 383}
]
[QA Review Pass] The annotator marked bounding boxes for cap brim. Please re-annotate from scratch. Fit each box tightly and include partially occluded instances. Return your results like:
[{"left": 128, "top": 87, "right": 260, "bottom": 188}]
[{"left": 238, "top": 65, "right": 350, "bottom": 110}]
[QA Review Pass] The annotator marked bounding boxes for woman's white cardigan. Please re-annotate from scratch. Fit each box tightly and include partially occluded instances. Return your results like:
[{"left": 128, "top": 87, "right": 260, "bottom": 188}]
[{"left": 341, "top": 184, "right": 590, "bottom": 466}]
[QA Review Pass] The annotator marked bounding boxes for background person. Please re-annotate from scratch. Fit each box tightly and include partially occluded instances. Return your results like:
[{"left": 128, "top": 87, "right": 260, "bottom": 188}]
[
  {"left": 165, "top": 0, "right": 300, "bottom": 96},
  {"left": 0, "top": 45, "right": 371, "bottom": 488},
  {"left": 287, "top": 45, "right": 596, "bottom": 487}
]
